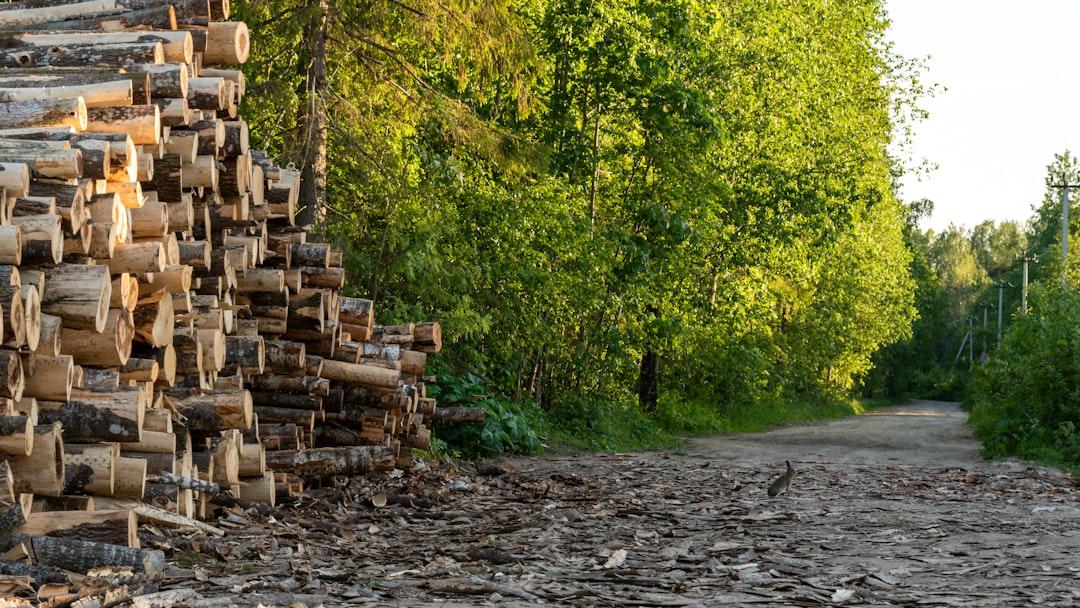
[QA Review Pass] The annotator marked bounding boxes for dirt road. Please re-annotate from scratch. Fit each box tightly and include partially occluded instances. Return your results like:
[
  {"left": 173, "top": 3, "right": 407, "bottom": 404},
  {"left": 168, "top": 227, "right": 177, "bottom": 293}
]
[{"left": 171, "top": 401, "right": 1080, "bottom": 607}]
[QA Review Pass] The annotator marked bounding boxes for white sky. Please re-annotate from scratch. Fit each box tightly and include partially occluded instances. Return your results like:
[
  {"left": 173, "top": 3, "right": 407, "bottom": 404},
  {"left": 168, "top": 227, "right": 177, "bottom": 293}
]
[{"left": 886, "top": 1, "right": 1080, "bottom": 231}]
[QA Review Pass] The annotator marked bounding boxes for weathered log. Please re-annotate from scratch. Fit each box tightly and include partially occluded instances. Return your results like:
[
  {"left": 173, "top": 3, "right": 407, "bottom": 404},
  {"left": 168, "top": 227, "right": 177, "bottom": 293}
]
[
  {"left": 164, "top": 388, "right": 251, "bottom": 431},
  {"left": 15, "top": 5, "right": 177, "bottom": 33},
  {"left": 0, "top": 97, "right": 85, "bottom": 130},
  {"left": 0, "top": 414, "right": 31, "bottom": 457},
  {"left": 37, "top": 395, "right": 140, "bottom": 443},
  {"left": 224, "top": 334, "right": 263, "bottom": 374},
  {"left": 265, "top": 446, "right": 395, "bottom": 477},
  {"left": 10, "top": 213, "right": 61, "bottom": 264},
  {"left": 432, "top": 407, "right": 486, "bottom": 424},
  {"left": 41, "top": 263, "right": 110, "bottom": 332},
  {"left": 0, "top": 335, "right": 24, "bottom": 393},
  {"left": 85, "top": 104, "right": 158, "bottom": 145},
  {"left": 64, "top": 443, "right": 117, "bottom": 495},
  {"left": 252, "top": 406, "right": 315, "bottom": 432},
  {"left": 0, "top": 41, "right": 162, "bottom": 69},
  {"left": 250, "top": 391, "right": 322, "bottom": 411},
  {"left": 20, "top": 535, "right": 164, "bottom": 575}
]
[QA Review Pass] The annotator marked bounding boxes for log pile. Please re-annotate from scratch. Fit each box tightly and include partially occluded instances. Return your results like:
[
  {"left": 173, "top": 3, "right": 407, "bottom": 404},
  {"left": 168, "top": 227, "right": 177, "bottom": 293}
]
[{"left": 0, "top": 0, "right": 463, "bottom": 589}]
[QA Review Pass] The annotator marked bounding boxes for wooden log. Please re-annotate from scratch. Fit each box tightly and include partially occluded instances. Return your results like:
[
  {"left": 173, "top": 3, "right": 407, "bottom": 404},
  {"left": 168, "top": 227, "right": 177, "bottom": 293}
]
[
  {"left": 0, "top": 146, "right": 82, "bottom": 179},
  {"left": 224, "top": 334, "right": 263, "bottom": 374},
  {"left": 0, "top": 41, "right": 163, "bottom": 69},
  {"left": 9, "top": 422, "right": 63, "bottom": 496},
  {"left": 15, "top": 3, "right": 177, "bottom": 31},
  {"left": 21, "top": 354, "right": 72, "bottom": 403},
  {"left": 185, "top": 76, "right": 224, "bottom": 111},
  {"left": 0, "top": 460, "right": 13, "bottom": 504},
  {"left": 0, "top": 97, "right": 85, "bottom": 130},
  {"left": 41, "top": 263, "right": 110, "bottom": 332},
  {"left": 0, "top": 287, "right": 24, "bottom": 350},
  {"left": 125, "top": 61, "right": 189, "bottom": 99},
  {"left": 10, "top": 213, "right": 61, "bottom": 265},
  {"left": 39, "top": 388, "right": 141, "bottom": 442},
  {"left": 245, "top": 373, "right": 325, "bottom": 395},
  {"left": 252, "top": 406, "right": 314, "bottom": 432},
  {"left": 236, "top": 470, "right": 274, "bottom": 505},
  {"left": 338, "top": 297, "right": 373, "bottom": 327},
  {"left": 431, "top": 407, "right": 485, "bottom": 424},
  {"left": 104, "top": 241, "right": 164, "bottom": 274},
  {"left": 319, "top": 359, "right": 400, "bottom": 388},
  {"left": 20, "top": 284, "right": 41, "bottom": 352},
  {"left": 0, "top": 224, "right": 20, "bottom": 266},
  {"left": 64, "top": 443, "right": 116, "bottom": 495},
  {"left": 85, "top": 104, "right": 159, "bottom": 146},
  {"left": 0, "top": 415, "right": 31, "bottom": 457},
  {"left": 6, "top": 30, "right": 190, "bottom": 62},
  {"left": 145, "top": 153, "right": 180, "bottom": 200},
  {"left": 250, "top": 391, "right": 322, "bottom": 411},
  {"left": 107, "top": 455, "right": 145, "bottom": 499},
  {"left": 299, "top": 265, "right": 344, "bottom": 289},
  {"left": 34, "top": 312, "right": 60, "bottom": 356},
  {"left": 195, "top": 327, "right": 224, "bottom": 372},
  {"left": 263, "top": 339, "right": 305, "bottom": 371},
  {"left": 80, "top": 367, "right": 118, "bottom": 388},
  {"left": 129, "top": 195, "right": 168, "bottom": 236},
  {"left": 0, "top": 74, "right": 137, "bottom": 107},
  {"left": 180, "top": 153, "right": 215, "bottom": 189},
  {"left": 21, "top": 535, "right": 164, "bottom": 575},
  {"left": 118, "top": 357, "right": 157, "bottom": 383},
  {"left": 60, "top": 308, "right": 132, "bottom": 366},
  {"left": 191, "top": 21, "right": 249, "bottom": 65},
  {"left": 131, "top": 294, "right": 173, "bottom": 347},
  {"left": 291, "top": 242, "right": 329, "bottom": 268},
  {"left": 18, "top": 509, "right": 137, "bottom": 548},
  {"left": 165, "top": 388, "right": 251, "bottom": 431},
  {"left": 265, "top": 445, "right": 395, "bottom": 477}
]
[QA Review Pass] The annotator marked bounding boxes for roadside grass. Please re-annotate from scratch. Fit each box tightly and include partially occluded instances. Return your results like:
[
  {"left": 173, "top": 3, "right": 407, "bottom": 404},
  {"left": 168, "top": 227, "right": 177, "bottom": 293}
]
[
  {"left": 654, "top": 395, "right": 898, "bottom": 437},
  {"left": 430, "top": 372, "right": 904, "bottom": 457}
]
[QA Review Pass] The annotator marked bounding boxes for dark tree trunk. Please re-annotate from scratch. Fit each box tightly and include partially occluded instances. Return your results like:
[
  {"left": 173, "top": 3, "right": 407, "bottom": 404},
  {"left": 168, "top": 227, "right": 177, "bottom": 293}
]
[
  {"left": 293, "top": 0, "right": 329, "bottom": 228},
  {"left": 638, "top": 306, "right": 660, "bottom": 414},
  {"left": 638, "top": 350, "right": 659, "bottom": 414}
]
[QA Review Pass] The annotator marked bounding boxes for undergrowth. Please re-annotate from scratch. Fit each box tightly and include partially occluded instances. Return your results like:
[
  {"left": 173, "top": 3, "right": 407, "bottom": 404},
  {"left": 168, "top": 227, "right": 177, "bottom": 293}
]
[{"left": 429, "top": 372, "right": 894, "bottom": 457}]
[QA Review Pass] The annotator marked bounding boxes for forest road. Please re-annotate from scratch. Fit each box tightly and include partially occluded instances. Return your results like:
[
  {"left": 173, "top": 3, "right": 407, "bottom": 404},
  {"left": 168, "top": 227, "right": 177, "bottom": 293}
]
[{"left": 181, "top": 401, "right": 1080, "bottom": 607}]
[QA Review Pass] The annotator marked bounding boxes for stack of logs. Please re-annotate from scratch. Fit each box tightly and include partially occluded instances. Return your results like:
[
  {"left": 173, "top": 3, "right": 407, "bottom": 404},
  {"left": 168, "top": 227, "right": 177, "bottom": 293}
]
[{"left": 0, "top": 0, "right": 460, "bottom": 582}]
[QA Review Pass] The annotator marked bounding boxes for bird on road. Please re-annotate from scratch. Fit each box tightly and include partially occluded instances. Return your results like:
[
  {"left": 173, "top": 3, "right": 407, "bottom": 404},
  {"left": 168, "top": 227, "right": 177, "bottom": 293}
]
[{"left": 767, "top": 460, "right": 796, "bottom": 497}]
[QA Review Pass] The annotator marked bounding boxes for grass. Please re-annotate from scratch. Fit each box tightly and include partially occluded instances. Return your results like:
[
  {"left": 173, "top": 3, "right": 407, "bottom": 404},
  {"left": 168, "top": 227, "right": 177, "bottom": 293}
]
[
  {"left": 527, "top": 394, "right": 901, "bottom": 454},
  {"left": 654, "top": 395, "right": 898, "bottom": 437}
]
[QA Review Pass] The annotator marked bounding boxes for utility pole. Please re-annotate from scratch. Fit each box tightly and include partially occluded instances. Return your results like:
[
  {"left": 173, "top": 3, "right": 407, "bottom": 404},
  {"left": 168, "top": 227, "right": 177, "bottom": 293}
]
[
  {"left": 979, "top": 302, "right": 993, "bottom": 354},
  {"left": 993, "top": 280, "right": 1012, "bottom": 346},
  {"left": 1052, "top": 179, "right": 1079, "bottom": 287},
  {"left": 1020, "top": 251, "right": 1038, "bottom": 314},
  {"left": 968, "top": 317, "right": 975, "bottom": 368}
]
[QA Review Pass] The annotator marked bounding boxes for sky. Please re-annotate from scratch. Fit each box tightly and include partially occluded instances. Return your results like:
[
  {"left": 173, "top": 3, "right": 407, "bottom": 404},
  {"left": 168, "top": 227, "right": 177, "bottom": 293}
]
[{"left": 885, "top": 1, "right": 1080, "bottom": 231}]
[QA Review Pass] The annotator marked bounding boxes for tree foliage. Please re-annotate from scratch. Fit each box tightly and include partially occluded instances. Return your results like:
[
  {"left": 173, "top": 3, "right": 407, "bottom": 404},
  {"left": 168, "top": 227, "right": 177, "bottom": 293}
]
[{"left": 238, "top": 0, "right": 923, "bottom": 445}]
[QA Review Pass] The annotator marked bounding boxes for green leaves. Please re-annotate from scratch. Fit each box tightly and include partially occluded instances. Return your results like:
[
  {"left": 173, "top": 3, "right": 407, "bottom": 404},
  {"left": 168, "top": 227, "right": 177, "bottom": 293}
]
[{"left": 242, "top": 0, "right": 923, "bottom": 450}]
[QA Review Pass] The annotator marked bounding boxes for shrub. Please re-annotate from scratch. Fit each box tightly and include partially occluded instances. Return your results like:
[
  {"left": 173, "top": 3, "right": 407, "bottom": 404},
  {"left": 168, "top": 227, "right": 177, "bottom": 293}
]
[{"left": 968, "top": 285, "right": 1080, "bottom": 468}]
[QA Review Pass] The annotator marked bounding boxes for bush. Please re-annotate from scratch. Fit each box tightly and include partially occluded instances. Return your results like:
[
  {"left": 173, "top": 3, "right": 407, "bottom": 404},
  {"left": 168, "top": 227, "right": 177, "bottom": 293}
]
[
  {"left": 967, "top": 285, "right": 1080, "bottom": 468},
  {"left": 428, "top": 373, "right": 542, "bottom": 457}
]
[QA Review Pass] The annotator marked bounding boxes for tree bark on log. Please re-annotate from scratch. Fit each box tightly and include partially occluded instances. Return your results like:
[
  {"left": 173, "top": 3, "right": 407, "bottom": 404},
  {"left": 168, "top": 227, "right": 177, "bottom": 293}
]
[
  {"left": 265, "top": 445, "right": 395, "bottom": 477},
  {"left": 0, "top": 96, "right": 85, "bottom": 130},
  {"left": 432, "top": 407, "right": 486, "bottom": 424},
  {"left": 21, "top": 534, "right": 165, "bottom": 575}
]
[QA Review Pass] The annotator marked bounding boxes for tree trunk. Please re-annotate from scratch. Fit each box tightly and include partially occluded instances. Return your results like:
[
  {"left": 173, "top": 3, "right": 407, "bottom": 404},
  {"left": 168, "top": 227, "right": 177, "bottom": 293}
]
[{"left": 292, "top": 0, "right": 328, "bottom": 228}]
